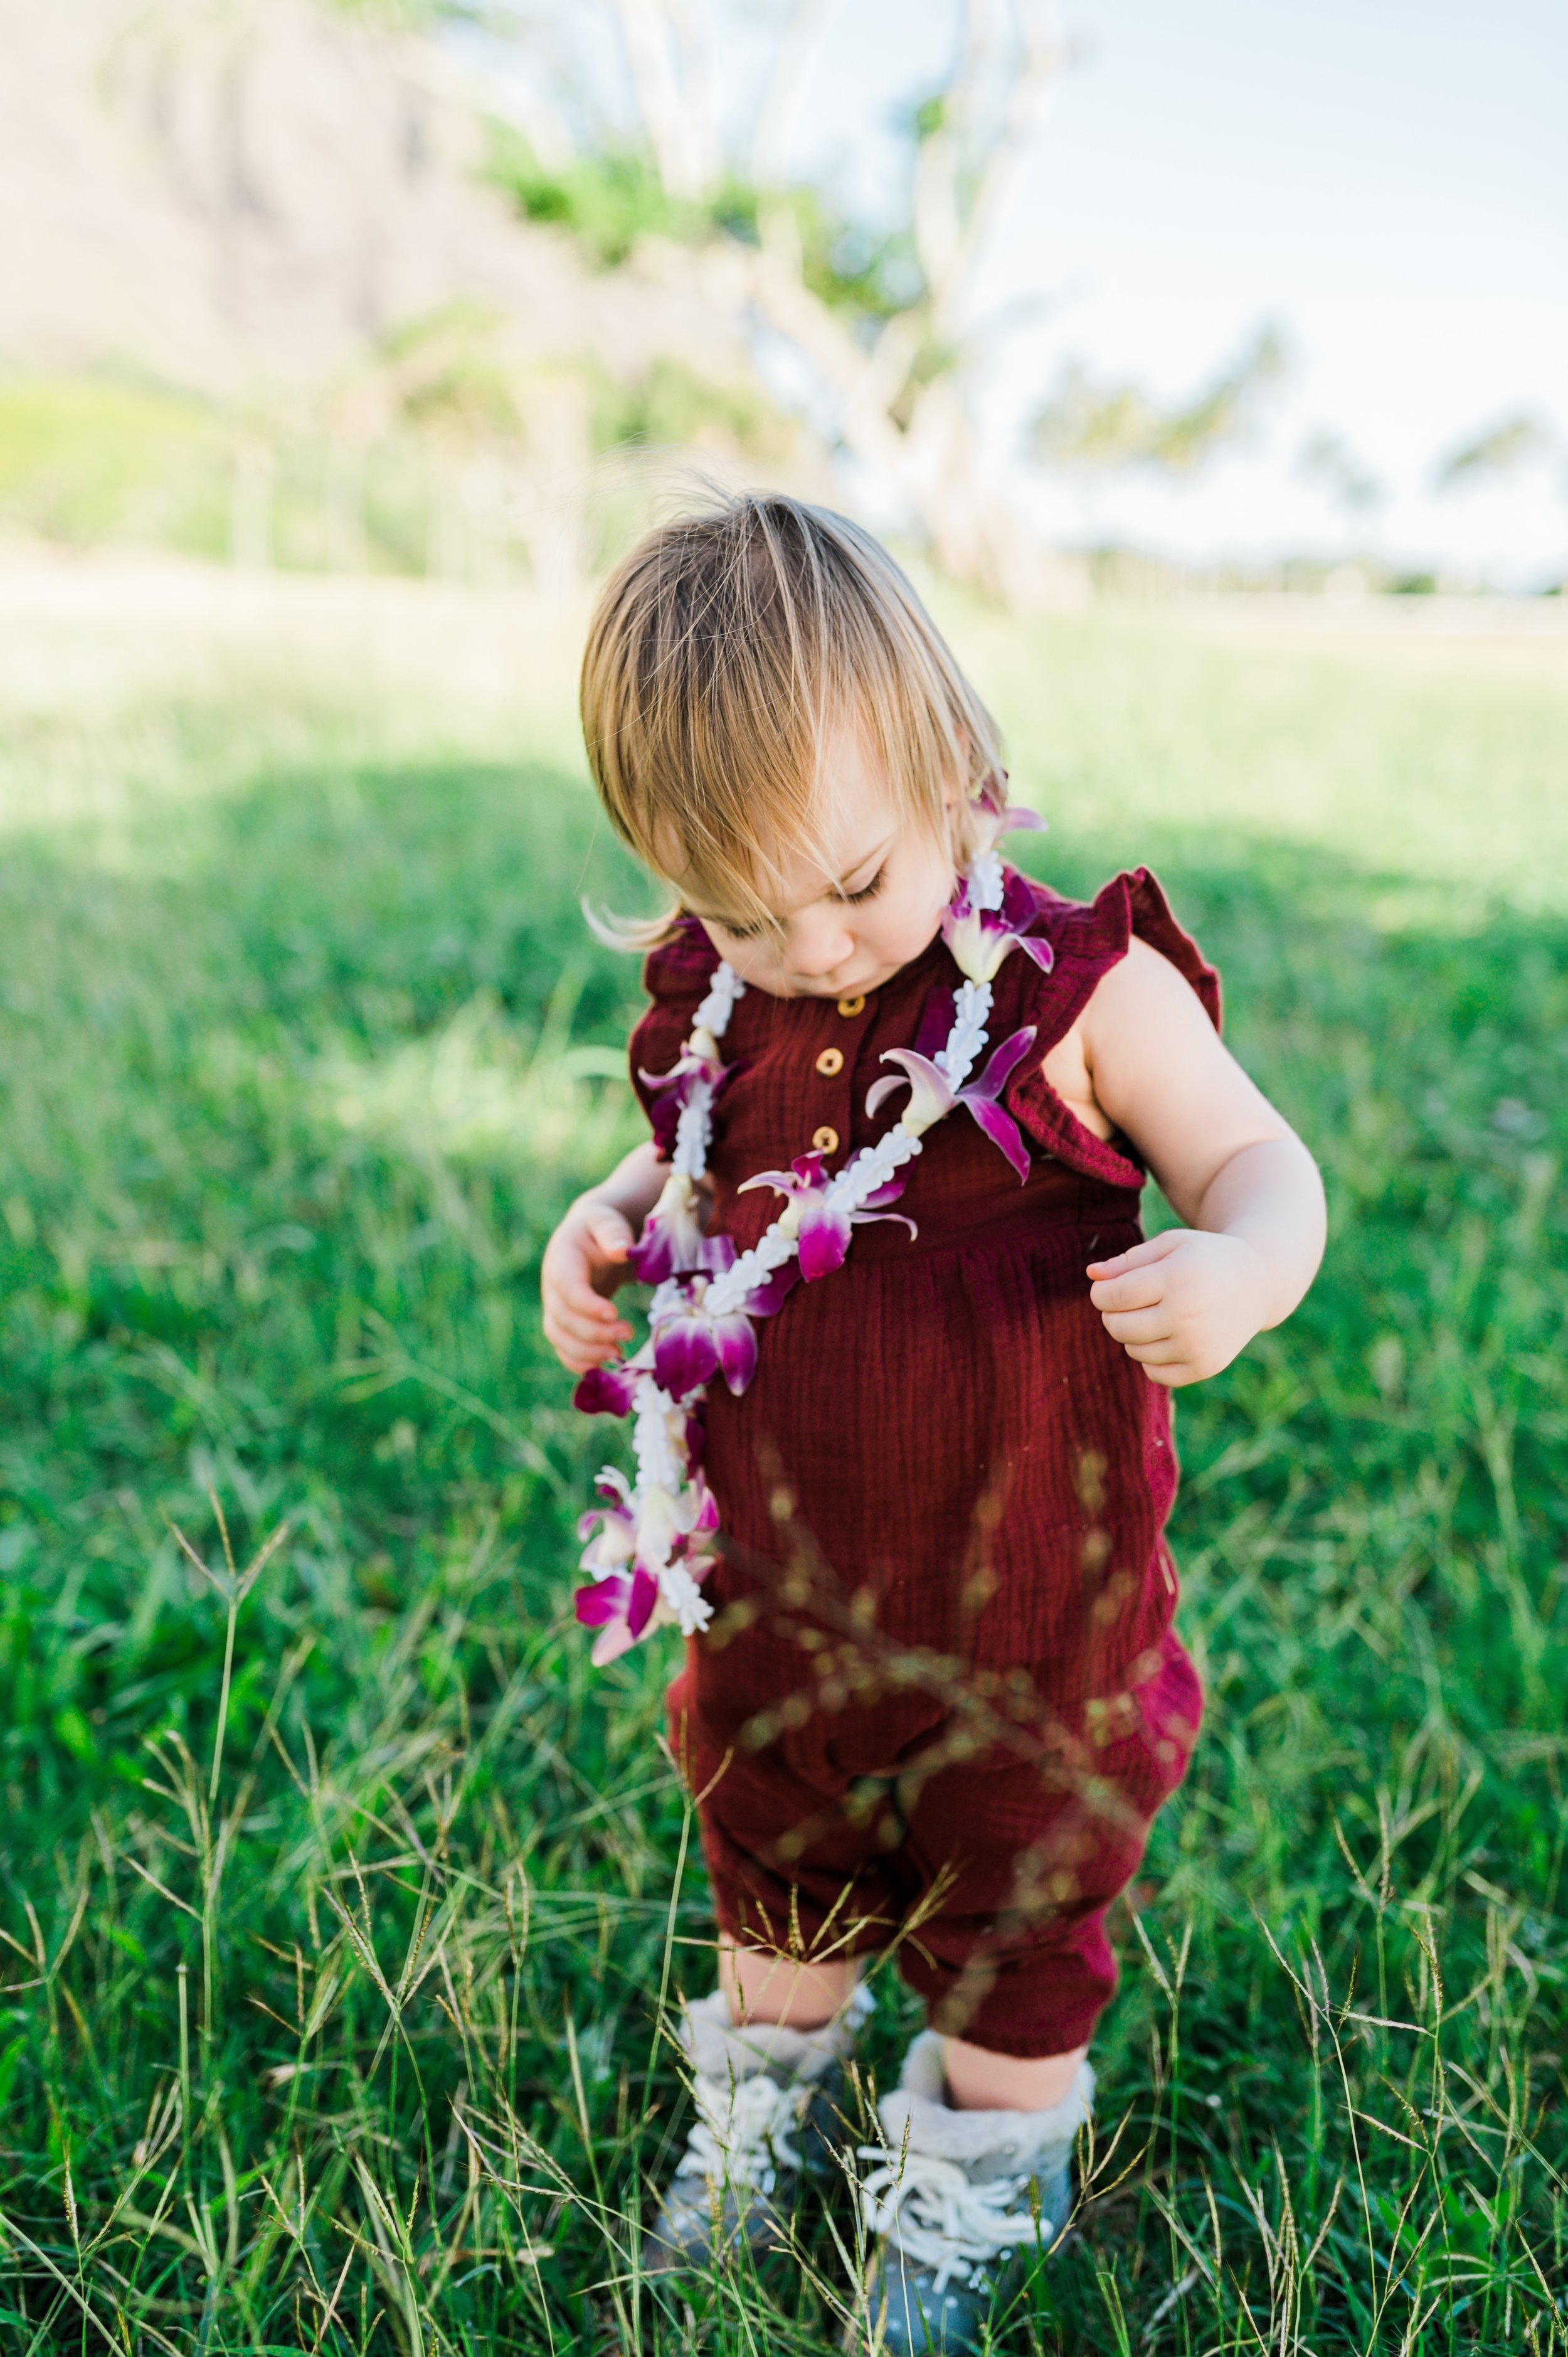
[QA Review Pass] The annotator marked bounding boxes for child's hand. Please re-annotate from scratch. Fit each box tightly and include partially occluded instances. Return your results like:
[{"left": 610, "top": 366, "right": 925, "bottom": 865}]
[
  {"left": 1087, "top": 1230, "right": 1274, "bottom": 1388},
  {"left": 541, "top": 1198, "right": 638, "bottom": 1375}
]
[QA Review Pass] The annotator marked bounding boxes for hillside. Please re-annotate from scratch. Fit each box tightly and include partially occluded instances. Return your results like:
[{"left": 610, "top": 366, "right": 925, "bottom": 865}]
[
  {"left": 0, "top": 0, "right": 760, "bottom": 397},
  {"left": 0, "top": 0, "right": 824, "bottom": 579}
]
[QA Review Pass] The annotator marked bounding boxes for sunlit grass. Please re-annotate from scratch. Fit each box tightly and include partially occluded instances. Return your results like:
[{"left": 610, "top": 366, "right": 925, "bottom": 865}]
[{"left": 0, "top": 567, "right": 1562, "bottom": 2349}]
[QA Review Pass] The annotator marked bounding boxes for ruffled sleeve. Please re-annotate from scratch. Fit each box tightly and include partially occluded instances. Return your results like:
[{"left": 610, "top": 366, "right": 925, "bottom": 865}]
[
  {"left": 1003, "top": 869, "right": 1222, "bottom": 1188},
  {"left": 628, "top": 917, "right": 720, "bottom": 1141}
]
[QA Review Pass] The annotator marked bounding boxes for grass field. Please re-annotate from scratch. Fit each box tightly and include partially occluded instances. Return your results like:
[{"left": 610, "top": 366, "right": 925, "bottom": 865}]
[{"left": 0, "top": 562, "right": 1564, "bottom": 2353}]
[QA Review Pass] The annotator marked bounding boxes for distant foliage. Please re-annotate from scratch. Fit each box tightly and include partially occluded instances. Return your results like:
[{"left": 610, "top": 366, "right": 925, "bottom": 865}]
[
  {"left": 0, "top": 371, "right": 231, "bottom": 553},
  {"left": 465, "top": 0, "right": 1071, "bottom": 596},
  {"left": 1434, "top": 411, "right": 1560, "bottom": 490},
  {"left": 1297, "top": 426, "right": 1384, "bottom": 515},
  {"left": 486, "top": 124, "right": 922, "bottom": 331},
  {"left": 1032, "top": 327, "right": 1290, "bottom": 478},
  {"left": 488, "top": 126, "right": 709, "bottom": 267},
  {"left": 0, "top": 326, "right": 797, "bottom": 580},
  {"left": 592, "top": 353, "right": 788, "bottom": 459}
]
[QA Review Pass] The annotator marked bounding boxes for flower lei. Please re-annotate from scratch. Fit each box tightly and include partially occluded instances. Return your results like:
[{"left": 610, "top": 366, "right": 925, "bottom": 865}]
[{"left": 569, "top": 789, "right": 1054, "bottom": 1665}]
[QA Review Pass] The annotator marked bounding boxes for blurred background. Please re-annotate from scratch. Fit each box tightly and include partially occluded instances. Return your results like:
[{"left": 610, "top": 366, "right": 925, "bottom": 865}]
[{"left": 2, "top": 0, "right": 1562, "bottom": 600}]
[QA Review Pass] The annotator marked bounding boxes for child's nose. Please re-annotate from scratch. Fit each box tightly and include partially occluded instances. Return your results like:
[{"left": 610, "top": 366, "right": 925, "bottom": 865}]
[{"left": 784, "top": 909, "right": 854, "bottom": 979}]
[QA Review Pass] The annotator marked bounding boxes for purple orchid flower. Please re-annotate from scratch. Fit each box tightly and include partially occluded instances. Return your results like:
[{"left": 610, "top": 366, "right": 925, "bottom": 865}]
[
  {"left": 571, "top": 1346, "right": 653, "bottom": 1418},
  {"left": 573, "top": 1471, "right": 652, "bottom": 1663},
  {"left": 626, "top": 1170, "right": 709, "bottom": 1282},
  {"left": 738, "top": 1149, "right": 915, "bottom": 1282},
  {"left": 972, "top": 772, "right": 1044, "bottom": 838},
  {"left": 574, "top": 1562, "right": 659, "bottom": 1664},
  {"left": 743, "top": 1258, "right": 803, "bottom": 1319},
  {"left": 627, "top": 1183, "right": 734, "bottom": 1284},
  {"left": 867, "top": 1025, "right": 1039, "bottom": 1183},
  {"left": 573, "top": 1471, "right": 719, "bottom": 1663},
  {"left": 637, "top": 1040, "right": 733, "bottom": 1161},
  {"left": 675, "top": 1477, "right": 721, "bottom": 1579},
  {"left": 941, "top": 866, "right": 1056, "bottom": 987},
  {"left": 638, "top": 1472, "right": 719, "bottom": 1572},
  {"left": 576, "top": 1469, "right": 637, "bottom": 1567},
  {"left": 650, "top": 1262, "right": 760, "bottom": 1399}
]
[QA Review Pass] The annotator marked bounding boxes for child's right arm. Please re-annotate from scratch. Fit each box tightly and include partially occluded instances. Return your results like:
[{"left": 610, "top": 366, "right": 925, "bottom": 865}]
[{"left": 541, "top": 1142, "right": 667, "bottom": 1374}]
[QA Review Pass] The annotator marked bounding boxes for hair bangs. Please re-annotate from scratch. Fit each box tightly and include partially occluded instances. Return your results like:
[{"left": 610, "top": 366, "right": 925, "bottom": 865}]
[{"left": 580, "top": 492, "right": 1007, "bottom": 949}]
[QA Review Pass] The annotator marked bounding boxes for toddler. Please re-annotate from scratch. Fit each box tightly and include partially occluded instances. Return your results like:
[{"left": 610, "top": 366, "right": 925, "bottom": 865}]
[{"left": 541, "top": 494, "right": 1324, "bottom": 2351}]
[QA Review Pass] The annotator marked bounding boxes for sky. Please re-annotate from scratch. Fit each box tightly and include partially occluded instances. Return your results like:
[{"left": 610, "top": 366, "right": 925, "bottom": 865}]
[
  {"left": 789, "top": 0, "right": 1568, "bottom": 584},
  {"left": 482, "top": 1, "right": 1568, "bottom": 584}
]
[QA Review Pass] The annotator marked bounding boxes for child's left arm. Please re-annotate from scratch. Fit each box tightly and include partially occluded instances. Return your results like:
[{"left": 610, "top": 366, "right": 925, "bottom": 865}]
[{"left": 1076, "top": 940, "right": 1327, "bottom": 1388}]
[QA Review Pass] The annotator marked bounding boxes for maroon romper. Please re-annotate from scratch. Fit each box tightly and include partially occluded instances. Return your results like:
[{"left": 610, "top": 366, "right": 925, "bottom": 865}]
[{"left": 627, "top": 869, "right": 1215, "bottom": 2058}]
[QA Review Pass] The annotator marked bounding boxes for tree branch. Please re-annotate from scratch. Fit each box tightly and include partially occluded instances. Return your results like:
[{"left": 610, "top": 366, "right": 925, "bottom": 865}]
[
  {"left": 751, "top": 0, "right": 840, "bottom": 187},
  {"left": 610, "top": 0, "right": 719, "bottom": 199}
]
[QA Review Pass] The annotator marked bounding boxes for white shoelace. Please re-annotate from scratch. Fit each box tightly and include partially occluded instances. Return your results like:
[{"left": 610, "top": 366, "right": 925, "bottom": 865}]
[
  {"left": 675, "top": 2071, "right": 806, "bottom": 2195},
  {"left": 858, "top": 2149, "right": 1051, "bottom": 2293}
]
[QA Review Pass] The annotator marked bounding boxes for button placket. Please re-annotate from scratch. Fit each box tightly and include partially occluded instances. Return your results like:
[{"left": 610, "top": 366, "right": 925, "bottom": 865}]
[{"left": 807, "top": 991, "right": 873, "bottom": 1165}]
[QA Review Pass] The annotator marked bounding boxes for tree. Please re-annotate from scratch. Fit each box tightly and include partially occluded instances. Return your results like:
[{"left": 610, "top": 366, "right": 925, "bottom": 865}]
[
  {"left": 1433, "top": 412, "right": 1557, "bottom": 492},
  {"left": 1030, "top": 327, "right": 1288, "bottom": 480},
  {"left": 1296, "top": 428, "right": 1383, "bottom": 519},
  {"left": 472, "top": 0, "right": 1071, "bottom": 596}
]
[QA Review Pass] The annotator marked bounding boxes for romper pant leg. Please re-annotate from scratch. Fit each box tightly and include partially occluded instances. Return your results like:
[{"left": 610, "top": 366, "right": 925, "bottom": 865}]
[
  {"left": 893, "top": 1633, "right": 1203, "bottom": 2057},
  {"left": 667, "top": 1657, "right": 908, "bottom": 1966},
  {"left": 669, "top": 1633, "right": 1202, "bottom": 2057}
]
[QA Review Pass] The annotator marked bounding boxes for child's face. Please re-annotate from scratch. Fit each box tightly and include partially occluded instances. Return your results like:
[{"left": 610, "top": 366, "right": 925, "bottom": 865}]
[{"left": 677, "top": 725, "right": 960, "bottom": 1000}]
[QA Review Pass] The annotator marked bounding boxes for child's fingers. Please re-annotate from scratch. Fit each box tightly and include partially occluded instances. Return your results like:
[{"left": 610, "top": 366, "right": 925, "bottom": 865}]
[
  {"left": 553, "top": 1311, "right": 632, "bottom": 1356},
  {"left": 554, "top": 1272, "right": 627, "bottom": 1327},
  {"left": 585, "top": 1216, "right": 632, "bottom": 1261},
  {"left": 551, "top": 1337, "right": 624, "bottom": 1375},
  {"left": 1120, "top": 1335, "right": 1185, "bottom": 1366},
  {"left": 567, "top": 1261, "right": 626, "bottom": 1308},
  {"left": 1098, "top": 1307, "right": 1172, "bottom": 1346},
  {"left": 539, "top": 1204, "right": 637, "bottom": 1371},
  {"left": 546, "top": 1290, "right": 632, "bottom": 1349},
  {"left": 1088, "top": 1268, "right": 1167, "bottom": 1313},
  {"left": 585, "top": 1223, "right": 633, "bottom": 1299},
  {"left": 544, "top": 1312, "right": 631, "bottom": 1368},
  {"left": 546, "top": 1332, "right": 628, "bottom": 1378},
  {"left": 1085, "top": 1230, "right": 1184, "bottom": 1282}
]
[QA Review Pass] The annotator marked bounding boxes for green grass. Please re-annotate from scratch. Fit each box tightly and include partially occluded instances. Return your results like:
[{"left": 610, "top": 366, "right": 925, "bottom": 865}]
[
  {"left": 0, "top": 360, "right": 791, "bottom": 584},
  {"left": 0, "top": 574, "right": 1564, "bottom": 2351},
  {"left": 0, "top": 373, "right": 233, "bottom": 554}
]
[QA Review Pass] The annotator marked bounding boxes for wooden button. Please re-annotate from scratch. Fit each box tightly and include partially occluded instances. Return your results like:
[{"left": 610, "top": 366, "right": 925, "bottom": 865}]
[
  {"left": 814, "top": 1046, "right": 845, "bottom": 1077},
  {"left": 811, "top": 1124, "right": 840, "bottom": 1155},
  {"left": 836, "top": 993, "right": 866, "bottom": 1018}
]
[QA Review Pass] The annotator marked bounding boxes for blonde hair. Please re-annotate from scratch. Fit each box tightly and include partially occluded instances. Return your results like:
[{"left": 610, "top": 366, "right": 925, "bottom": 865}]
[{"left": 580, "top": 491, "right": 1006, "bottom": 945}]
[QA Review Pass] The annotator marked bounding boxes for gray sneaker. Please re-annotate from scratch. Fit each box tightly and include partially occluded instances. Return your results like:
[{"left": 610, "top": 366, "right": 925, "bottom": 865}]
[
  {"left": 856, "top": 2033, "right": 1091, "bottom": 2353},
  {"left": 644, "top": 1986, "right": 867, "bottom": 2275}
]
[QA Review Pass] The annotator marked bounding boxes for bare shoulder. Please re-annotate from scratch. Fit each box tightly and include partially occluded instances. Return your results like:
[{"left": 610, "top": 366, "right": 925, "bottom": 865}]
[
  {"left": 1041, "top": 938, "right": 1209, "bottom": 1140},
  {"left": 1083, "top": 935, "right": 1216, "bottom": 1041}
]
